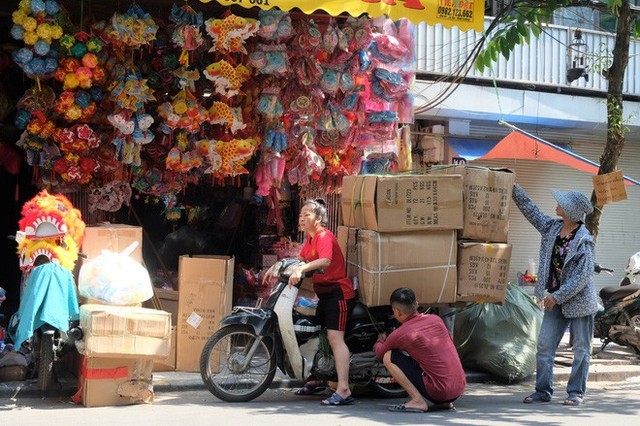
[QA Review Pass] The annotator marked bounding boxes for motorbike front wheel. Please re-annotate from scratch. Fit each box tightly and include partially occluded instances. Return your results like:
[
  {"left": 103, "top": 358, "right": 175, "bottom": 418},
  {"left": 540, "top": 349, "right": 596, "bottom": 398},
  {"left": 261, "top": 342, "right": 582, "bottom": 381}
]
[{"left": 200, "top": 325, "right": 277, "bottom": 402}]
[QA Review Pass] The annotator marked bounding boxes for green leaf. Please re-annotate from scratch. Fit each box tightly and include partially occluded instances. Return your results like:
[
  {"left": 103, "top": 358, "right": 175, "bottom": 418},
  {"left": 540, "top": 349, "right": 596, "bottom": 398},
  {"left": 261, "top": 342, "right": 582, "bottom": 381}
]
[
  {"left": 516, "top": 22, "right": 530, "bottom": 38},
  {"left": 475, "top": 52, "right": 486, "bottom": 72},
  {"left": 507, "top": 26, "right": 520, "bottom": 47},
  {"left": 490, "top": 46, "right": 499, "bottom": 62},
  {"left": 531, "top": 23, "right": 542, "bottom": 39},
  {"left": 633, "top": 20, "right": 640, "bottom": 39}
]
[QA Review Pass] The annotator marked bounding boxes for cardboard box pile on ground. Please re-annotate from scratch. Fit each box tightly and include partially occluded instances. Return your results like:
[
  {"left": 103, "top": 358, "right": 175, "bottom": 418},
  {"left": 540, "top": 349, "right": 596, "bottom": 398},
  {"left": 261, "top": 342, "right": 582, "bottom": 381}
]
[
  {"left": 81, "top": 224, "right": 144, "bottom": 263},
  {"left": 176, "top": 255, "right": 234, "bottom": 372},
  {"left": 154, "top": 287, "right": 178, "bottom": 325},
  {"left": 73, "top": 356, "right": 154, "bottom": 407},
  {"left": 431, "top": 165, "right": 515, "bottom": 242},
  {"left": 341, "top": 174, "right": 463, "bottom": 232},
  {"left": 429, "top": 166, "right": 515, "bottom": 303},
  {"left": 338, "top": 227, "right": 458, "bottom": 306},
  {"left": 457, "top": 242, "right": 513, "bottom": 303},
  {"left": 79, "top": 304, "right": 171, "bottom": 359},
  {"left": 153, "top": 326, "right": 176, "bottom": 372}
]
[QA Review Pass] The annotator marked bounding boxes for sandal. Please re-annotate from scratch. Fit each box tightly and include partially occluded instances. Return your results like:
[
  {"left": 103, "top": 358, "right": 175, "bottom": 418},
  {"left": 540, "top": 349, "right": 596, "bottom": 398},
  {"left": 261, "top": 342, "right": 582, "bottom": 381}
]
[
  {"left": 294, "top": 382, "right": 327, "bottom": 396},
  {"left": 563, "top": 394, "right": 584, "bottom": 406},
  {"left": 432, "top": 402, "right": 456, "bottom": 411},
  {"left": 523, "top": 392, "right": 551, "bottom": 404},
  {"left": 320, "top": 392, "right": 354, "bottom": 406},
  {"left": 388, "top": 403, "right": 428, "bottom": 413}
]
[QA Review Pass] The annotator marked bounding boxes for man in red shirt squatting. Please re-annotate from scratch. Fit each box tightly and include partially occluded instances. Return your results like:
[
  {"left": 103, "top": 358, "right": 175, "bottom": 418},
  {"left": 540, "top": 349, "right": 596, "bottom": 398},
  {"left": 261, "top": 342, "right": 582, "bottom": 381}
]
[{"left": 374, "top": 287, "right": 466, "bottom": 413}]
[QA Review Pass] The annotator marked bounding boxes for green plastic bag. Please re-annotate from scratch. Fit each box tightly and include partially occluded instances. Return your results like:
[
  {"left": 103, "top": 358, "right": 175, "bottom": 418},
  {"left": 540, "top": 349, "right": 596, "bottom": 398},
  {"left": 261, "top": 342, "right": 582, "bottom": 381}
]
[{"left": 454, "top": 284, "right": 543, "bottom": 383}]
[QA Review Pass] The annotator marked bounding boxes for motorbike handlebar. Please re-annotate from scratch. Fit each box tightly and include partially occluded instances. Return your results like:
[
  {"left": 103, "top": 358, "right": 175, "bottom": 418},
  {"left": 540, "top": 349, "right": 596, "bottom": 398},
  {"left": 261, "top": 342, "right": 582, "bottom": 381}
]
[{"left": 594, "top": 264, "right": 614, "bottom": 274}]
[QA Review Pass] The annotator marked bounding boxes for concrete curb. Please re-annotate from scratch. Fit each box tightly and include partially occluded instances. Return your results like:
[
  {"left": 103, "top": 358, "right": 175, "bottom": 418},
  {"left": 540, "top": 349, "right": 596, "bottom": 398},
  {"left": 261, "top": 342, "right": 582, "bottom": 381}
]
[
  {"left": 3, "top": 339, "right": 639, "bottom": 400},
  {"left": 7, "top": 366, "right": 640, "bottom": 400}
]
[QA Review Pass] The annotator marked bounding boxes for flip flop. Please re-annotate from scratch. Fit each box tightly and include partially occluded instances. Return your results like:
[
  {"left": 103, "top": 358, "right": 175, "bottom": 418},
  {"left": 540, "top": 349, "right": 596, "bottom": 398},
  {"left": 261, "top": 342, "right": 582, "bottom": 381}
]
[
  {"left": 431, "top": 402, "right": 456, "bottom": 411},
  {"left": 388, "top": 403, "right": 428, "bottom": 413},
  {"left": 523, "top": 392, "right": 551, "bottom": 404},
  {"left": 320, "top": 392, "right": 354, "bottom": 406},
  {"left": 294, "top": 383, "right": 327, "bottom": 396},
  {"left": 563, "top": 395, "right": 584, "bottom": 406}
]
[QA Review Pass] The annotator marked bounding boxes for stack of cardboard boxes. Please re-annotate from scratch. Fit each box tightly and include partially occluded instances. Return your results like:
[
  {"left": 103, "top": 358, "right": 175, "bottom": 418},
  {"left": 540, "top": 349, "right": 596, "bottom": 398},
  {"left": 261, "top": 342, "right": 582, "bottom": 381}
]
[
  {"left": 174, "top": 255, "right": 234, "bottom": 372},
  {"left": 339, "top": 166, "right": 515, "bottom": 306},
  {"left": 435, "top": 166, "right": 515, "bottom": 304},
  {"left": 75, "top": 224, "right": 172, "bottom": 407},
  {"left": 340, "top": 174, "right": 463, "bottom": 306},
  {"left": 78, "top": 225, "right": 236, "bottom": 386}
]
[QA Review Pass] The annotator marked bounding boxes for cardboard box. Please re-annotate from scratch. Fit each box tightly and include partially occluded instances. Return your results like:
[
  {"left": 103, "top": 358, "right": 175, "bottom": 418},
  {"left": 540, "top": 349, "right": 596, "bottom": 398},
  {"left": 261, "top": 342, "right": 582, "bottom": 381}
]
[
  {"left": 348, "top": 229, "right": 458, "bottom": 306},
  {"left": 341, "top": 174, "right": 463, "bottom": 232},
  {"left": 73, "top": 356, "right": 154, "bottom": 407},
  {"left": 336, "top": 226, "right": 359, "bottom": 279},
  {"left": 155, "top": 287, "right": 179, "bottom": 325},
  {"left": 176, "top": 255, "right": 234, "bottom": 372},
  {"left": 153, "top": 326, "right": 176, "bottom": 372},
  {"left": 79, "top": 304, "right": 172, "bottom": 360},
  {"left": 457, "top": 241, "right": 512, "bottom": 304},
  {"left": 432, "top": 166, "right": 515, "bottom": 242},
  {"left": 82, "top": 224, "right": 144, "bottom": 264}
]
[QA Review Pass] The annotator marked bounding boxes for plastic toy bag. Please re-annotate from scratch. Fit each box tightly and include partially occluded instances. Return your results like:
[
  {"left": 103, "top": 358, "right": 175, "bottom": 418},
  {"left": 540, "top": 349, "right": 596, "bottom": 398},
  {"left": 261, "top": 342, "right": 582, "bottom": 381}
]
[
  {"left": 454, "top": 285, "right": 543, "bottom": 383},
  {"left": 78, "top": 242, "right": 153, "bottom": 305}
]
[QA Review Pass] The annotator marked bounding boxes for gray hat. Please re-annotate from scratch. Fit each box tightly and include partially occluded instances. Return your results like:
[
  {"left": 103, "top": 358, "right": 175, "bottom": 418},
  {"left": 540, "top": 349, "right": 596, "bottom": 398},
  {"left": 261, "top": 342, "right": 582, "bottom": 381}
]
[{"left": 551, "top": 189, "right": 593, "bottom": 223}]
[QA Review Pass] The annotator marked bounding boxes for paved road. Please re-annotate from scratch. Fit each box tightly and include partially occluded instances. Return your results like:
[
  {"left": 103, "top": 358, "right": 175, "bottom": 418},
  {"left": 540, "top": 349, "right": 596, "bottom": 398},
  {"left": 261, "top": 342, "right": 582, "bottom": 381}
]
[{"left": 2, "top": 379, "right": 640, "bottom": 425}]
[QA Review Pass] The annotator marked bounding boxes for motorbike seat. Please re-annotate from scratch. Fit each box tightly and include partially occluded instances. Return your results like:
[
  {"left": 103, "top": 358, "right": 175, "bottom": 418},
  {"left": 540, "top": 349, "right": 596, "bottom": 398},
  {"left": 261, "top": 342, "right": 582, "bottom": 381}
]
[
  {"left": 350, "top": 302, "right": 369, "bottom": 320},
  {"left": 599, "top": 284, "right": 640, "bottom": 303}
]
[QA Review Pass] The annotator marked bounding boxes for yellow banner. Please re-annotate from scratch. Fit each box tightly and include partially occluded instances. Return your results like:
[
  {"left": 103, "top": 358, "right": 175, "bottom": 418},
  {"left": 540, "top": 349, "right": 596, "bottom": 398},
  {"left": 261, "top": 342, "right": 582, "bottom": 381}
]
[{"left": 201, "top": 0, "right": 485, "bottom": 32}]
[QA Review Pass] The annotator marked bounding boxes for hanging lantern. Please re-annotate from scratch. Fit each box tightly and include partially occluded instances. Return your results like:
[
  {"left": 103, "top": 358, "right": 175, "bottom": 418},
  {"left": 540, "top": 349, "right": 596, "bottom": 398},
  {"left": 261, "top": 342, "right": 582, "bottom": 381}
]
[{"left": 567, "top": 29, "right": 589, "bottom": 83}]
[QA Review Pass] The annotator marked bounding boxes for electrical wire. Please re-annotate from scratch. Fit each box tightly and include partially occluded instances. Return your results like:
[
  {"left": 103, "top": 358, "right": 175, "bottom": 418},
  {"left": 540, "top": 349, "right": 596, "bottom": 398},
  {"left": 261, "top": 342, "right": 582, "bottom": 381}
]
[{"left": 413, "top": 0, "right": 640, "bottom": 114}]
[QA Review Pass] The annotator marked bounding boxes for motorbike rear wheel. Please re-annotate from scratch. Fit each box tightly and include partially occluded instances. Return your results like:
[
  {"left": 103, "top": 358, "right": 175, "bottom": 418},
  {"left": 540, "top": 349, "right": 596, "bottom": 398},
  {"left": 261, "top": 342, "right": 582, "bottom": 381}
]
[
  {"left": 624, "top": 310, "right": 640, "bottom": 354},
  {"left": 625, "top": 310, "right": 640, "bottom": 328},
  {"left": 368, "top": 374, "right": 408, "bottom": 399},
  {"left": 200, "top": 325, "right": 277, "bottom": 402},
  {"left": 37, "top": 331, "right": 55, "bottom": 392}
]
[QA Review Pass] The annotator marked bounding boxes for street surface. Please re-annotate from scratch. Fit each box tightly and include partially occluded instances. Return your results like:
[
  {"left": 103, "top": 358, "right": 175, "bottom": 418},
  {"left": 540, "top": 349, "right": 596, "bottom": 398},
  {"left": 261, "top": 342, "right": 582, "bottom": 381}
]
[{"left": 2, "top": 379, "right": 640, "bottom": 425}]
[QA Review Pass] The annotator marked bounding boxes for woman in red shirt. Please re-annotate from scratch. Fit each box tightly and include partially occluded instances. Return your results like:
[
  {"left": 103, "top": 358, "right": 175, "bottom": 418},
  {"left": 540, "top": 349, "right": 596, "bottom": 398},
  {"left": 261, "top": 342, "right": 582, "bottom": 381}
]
[{"left": 265, "top": 199, "right": 355, "bottom": 405}]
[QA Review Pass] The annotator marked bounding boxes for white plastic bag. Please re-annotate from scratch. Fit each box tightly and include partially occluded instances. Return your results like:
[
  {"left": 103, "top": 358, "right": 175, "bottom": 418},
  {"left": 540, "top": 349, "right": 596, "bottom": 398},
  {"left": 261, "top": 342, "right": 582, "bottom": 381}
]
[{"left": 78, "top": 242, "right": 153, "bottom": 305}]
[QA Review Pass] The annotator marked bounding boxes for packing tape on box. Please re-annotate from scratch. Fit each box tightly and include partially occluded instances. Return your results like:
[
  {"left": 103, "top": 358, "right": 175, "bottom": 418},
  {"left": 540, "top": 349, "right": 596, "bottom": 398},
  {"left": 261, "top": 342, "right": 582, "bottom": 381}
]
[
  {"left": 72, "top": 357, "right": 130, "bottom": 405},
  {"left": 349, "top": 231, "right": 456, "bottom": 306},
  {"left": 376, "top": 230, "right": 455, "bottom": 305},
  {"left": 80, "top": 357, "right": 130, "bottom": 380},
  {"left": 357, "top": 265, "right": 457, "bottom": 305},
  {"left": 346, "top": 177, "right": 367, "bottom": 229}
]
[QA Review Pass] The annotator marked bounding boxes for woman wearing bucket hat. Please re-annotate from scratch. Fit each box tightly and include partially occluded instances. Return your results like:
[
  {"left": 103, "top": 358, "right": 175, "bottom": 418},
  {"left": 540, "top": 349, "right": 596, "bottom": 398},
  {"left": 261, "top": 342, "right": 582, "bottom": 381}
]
[{"left": 512, "top": 183, "right": 597, "bottom": 407}]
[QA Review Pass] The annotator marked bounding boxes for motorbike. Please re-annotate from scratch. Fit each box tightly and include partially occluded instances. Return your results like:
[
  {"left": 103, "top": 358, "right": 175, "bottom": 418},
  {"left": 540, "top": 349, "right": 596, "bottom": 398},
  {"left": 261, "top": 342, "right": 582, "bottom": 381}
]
[
  {"left": 199, "top": 258, "right": 406, "bottom": 402},
  {"left": 593, "top": 251, "right": 640, "bottom": 354},
  {"left": 8, "top": 260, "right": 83, "bottom": 392}
]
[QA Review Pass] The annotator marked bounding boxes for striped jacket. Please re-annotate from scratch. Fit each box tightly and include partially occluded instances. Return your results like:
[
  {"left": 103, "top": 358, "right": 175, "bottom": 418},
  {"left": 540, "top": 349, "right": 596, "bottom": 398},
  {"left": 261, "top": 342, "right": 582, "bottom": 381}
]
[{"left": 512, "top": 184, "right": 598, "bottom": 318}]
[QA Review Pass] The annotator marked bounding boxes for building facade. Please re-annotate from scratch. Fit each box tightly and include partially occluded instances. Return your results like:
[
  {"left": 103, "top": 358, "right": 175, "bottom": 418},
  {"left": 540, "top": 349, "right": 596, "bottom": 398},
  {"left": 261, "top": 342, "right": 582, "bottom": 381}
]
[{"left": 412, "top": 12, "right": 640, "bottom": 289}]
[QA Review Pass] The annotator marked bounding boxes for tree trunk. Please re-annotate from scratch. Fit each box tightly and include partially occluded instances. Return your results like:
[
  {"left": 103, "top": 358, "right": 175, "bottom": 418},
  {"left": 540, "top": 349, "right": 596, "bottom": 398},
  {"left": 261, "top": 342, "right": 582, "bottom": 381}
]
[{"left": 586, "top": 0, "right": 632, "bottom": 241}]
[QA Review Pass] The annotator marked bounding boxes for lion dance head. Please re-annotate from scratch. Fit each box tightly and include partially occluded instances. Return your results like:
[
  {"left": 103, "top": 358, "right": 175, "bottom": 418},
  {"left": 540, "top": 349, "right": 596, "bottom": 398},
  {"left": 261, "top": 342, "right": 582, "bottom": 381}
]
[{"left": 16, "top": 190, "right": 85, "bottom": 271}]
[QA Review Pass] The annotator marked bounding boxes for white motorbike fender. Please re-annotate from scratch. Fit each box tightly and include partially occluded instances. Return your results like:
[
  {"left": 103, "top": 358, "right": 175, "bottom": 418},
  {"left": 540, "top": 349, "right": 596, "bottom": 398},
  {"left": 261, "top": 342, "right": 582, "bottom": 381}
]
[{"left": 273, "top": 285, "right": 307, "bottom": 380}]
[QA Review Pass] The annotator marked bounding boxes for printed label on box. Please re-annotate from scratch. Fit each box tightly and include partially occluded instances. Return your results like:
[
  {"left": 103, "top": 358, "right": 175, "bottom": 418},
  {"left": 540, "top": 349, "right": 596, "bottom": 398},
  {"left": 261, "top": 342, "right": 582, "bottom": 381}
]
[{"left": 186, "top": 312, "right": 203, "bottom": 329}]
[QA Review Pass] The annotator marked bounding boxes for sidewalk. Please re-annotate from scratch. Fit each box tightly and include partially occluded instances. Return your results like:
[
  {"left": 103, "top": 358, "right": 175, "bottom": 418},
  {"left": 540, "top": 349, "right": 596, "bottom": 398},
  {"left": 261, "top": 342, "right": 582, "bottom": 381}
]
[{"left": 2, "top": 336, "right": 639, "bottom": 400}]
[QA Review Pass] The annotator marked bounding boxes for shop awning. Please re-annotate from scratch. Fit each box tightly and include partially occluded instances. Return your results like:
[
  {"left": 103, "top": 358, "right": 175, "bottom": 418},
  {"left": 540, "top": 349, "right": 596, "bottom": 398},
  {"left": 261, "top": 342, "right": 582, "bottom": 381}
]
[
  {"left": 479, "top": 130, "right": 640, "bottom": 186},
  {"left": 446, "top": 137, "right": 498, "bottom": 161},
  {"left": 202, "top": 0, "right": 485, "bottom": 32}
]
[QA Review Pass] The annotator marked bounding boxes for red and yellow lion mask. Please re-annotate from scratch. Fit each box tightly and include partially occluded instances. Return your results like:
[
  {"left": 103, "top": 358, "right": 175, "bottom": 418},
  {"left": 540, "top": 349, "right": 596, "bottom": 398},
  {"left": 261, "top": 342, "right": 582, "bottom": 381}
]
[{"left": 16, "top": 190, "right": 85, "bottom": 271}]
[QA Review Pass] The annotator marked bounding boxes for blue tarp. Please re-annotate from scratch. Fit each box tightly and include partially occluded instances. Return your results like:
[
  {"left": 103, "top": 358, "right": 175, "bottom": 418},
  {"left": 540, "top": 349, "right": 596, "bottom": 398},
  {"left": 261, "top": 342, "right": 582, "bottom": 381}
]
[{"left": 9, "top": 263, "right": 79, "bottom": 349}]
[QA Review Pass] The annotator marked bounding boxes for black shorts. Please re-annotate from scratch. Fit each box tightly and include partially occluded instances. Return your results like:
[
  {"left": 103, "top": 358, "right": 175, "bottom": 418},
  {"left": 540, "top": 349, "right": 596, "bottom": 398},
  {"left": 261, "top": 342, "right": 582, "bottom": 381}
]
[
  {"left": 315, "top": 292, "right": 354, "bottom": 332},
  {"left": 390, "top": 350, "right": 457, "bottom": 404}
]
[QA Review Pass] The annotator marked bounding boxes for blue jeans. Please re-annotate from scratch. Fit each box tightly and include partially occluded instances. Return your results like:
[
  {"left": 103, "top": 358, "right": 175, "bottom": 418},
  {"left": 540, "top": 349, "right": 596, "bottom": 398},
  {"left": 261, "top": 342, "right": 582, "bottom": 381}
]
[{"left": 535, "top": 305, "right": 594, "bottom": 398}]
